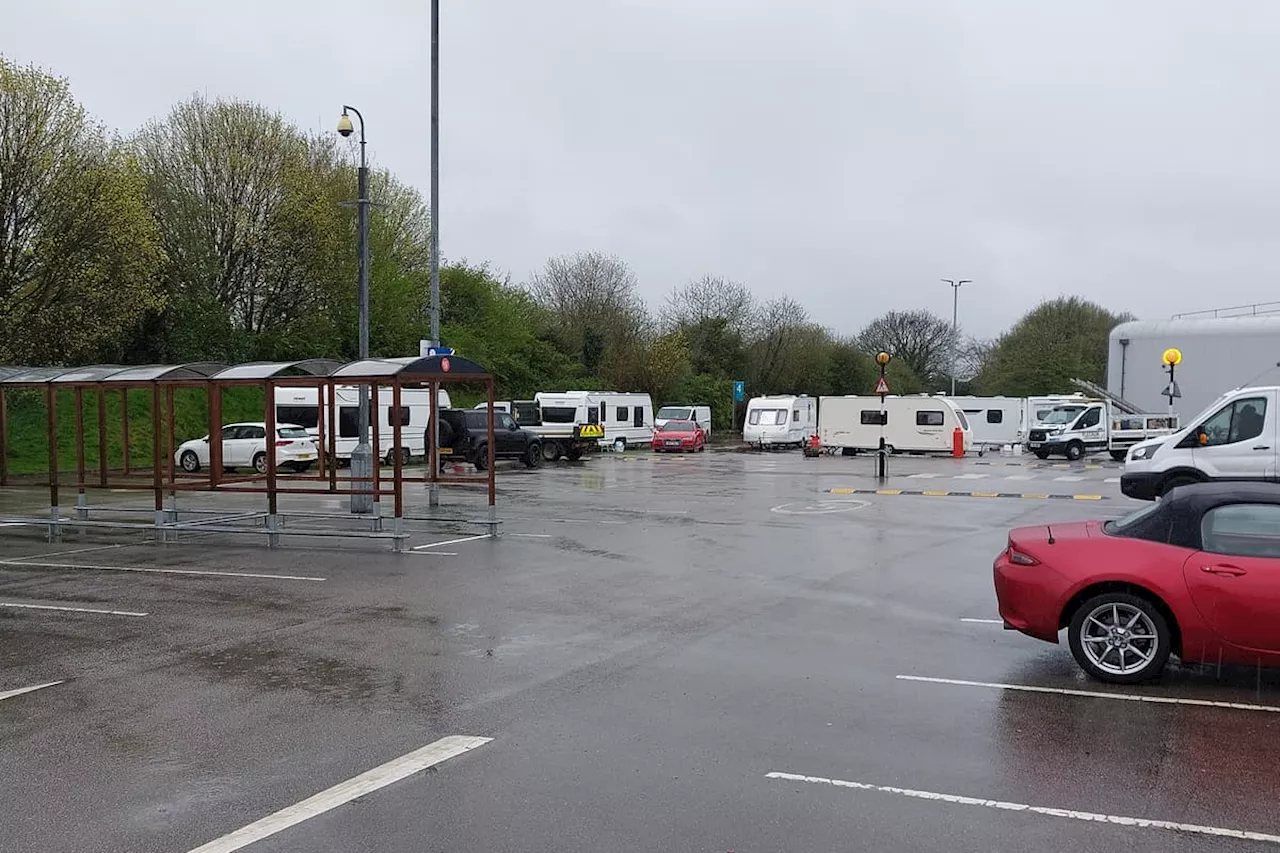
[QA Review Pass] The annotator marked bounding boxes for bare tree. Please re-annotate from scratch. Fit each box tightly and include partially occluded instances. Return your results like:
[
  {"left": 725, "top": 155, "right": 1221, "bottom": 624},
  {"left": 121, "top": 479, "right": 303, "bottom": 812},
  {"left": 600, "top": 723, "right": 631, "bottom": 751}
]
[
  {"left": 660, "top": 274, "right": 758, "bottom": 333},
  {"left": 856, "top": 309, "right": 957, "bottom": 385},
  {"left": 527, "top": 251, "right": 650, "bottom": 372}
]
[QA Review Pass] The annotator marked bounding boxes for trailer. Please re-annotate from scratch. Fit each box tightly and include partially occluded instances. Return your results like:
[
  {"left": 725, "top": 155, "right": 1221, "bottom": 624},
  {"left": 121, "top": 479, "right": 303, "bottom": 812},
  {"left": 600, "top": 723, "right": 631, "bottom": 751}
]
[
  {"left": 526, "top": 391, "right": 654, "bottom": 459},
  {"left": 742, "top": 395, "right": 815, "bottom": 447},
  {"left": 274, "top": 385, "right": 451, "bottom": 464},
  {"left": 1108, "top": 316, "right": 1280, "bottom": 420},
  {"left": 818, "top": 395, "right": 972, "bottom": 455},
  {"left": 941, "top": 395, "right": 1026, "bottom": 448}
]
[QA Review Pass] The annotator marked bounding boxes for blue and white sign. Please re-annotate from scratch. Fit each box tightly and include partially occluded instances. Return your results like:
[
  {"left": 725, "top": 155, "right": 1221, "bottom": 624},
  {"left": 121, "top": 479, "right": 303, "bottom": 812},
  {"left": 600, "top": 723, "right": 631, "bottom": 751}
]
[
  {"left": 419, "top": 339, "right": 454, "bottom": 358},
  {"left": 733, "top": 380, "right": 745, "bottom": 402}
]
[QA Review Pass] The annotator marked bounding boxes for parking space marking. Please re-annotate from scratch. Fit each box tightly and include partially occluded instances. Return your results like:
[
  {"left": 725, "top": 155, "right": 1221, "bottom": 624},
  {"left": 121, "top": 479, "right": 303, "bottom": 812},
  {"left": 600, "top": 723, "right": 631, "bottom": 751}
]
[
  {"left": 1053, "top": 475, "right": 1084, "bottom": 482},
  {"left": 896, "top": 675, "right": 1280, "bottom": 713},
  {"left": 0, "top": 681, "right": 63, "bottom": 702},
  {"left": 953, "top": 473, "right": 989, "bottom": 480},
  {"left": 1002, "top": 475, "right": 1035, "bottom": 481},
  {"left": 959, "top": 618, "right": 1004, "bottom": 624},
  {"left": 905, "top": 472, "right": 940, "bottom": 479},
  {"left": 0, "top": 560, "right": 325, "bottom": 582},
  {"left": 0, "top": 602, "right": 148, "bottom": 617},
  {"left": 411, "top": 534, "right": 491, "bottom": 551},
  {"left": 507, "top": 533, "right": 552, "bottom": 538},
  {"left": 764, "top": 771, "right": 1280, "bottom": 844},
  {"left": 1105, "top": 477, "right": 1121, "bottom": 483},
  {"left": 823, "top": 489, "right": 1109, "bottom": 501},
  {"left": 4, "top": 544, "right": 128, "bottom": 562},
  {"left": 185, "top": 735, "right": 492, "bottom": 853}
]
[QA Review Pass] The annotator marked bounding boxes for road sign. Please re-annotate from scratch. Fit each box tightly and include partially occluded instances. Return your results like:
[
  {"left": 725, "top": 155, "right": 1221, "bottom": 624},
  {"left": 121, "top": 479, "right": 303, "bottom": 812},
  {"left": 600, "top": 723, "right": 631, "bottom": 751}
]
[
  {"left": 1162, "top": 380, "right": 1181, "bottom": 399},
  {"left": 874, "top": 376, "right": 891, "bottom": 395},
  {"left": 419, "top": 342, "right": 454, "bottom": 358},
  {"left": 733, "top": 380, "right": 745, "bottom": 402}
]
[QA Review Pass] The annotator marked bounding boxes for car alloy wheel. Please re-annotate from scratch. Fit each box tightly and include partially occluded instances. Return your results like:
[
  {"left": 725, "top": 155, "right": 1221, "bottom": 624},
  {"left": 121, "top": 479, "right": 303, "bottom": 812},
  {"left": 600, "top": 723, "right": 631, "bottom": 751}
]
[
  {"left": 253, "top": 453, "right": 267, "bottom": 474},
  {"left": 180, "top": 451, "right": 200, "bottom": 473},
  {"left": 1069, "top": 593, "right": 1170, "bottom": 683}
]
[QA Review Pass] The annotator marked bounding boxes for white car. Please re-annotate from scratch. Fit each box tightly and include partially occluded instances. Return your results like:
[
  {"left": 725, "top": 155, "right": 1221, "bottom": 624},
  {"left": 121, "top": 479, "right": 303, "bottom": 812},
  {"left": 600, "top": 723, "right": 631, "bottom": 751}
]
[{"left": 175, "top": 422, "right": 318, "bottom": 474}]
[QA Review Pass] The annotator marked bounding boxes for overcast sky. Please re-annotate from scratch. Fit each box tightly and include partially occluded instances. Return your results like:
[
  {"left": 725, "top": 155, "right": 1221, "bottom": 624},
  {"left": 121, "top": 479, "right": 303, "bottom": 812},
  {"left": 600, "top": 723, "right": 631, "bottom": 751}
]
[{"left": 10, "top": 0, "right": 1280, "bottom": 338}]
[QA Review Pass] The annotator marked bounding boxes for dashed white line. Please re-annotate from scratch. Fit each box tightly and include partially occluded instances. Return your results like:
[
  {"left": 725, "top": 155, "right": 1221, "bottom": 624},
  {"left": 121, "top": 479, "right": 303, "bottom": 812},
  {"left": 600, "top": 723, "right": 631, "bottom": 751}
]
[
  {"left": 1003, "top": 474, "right": 1035, "bottom": 481},
  {"left": 906, "top": 472, "right": 939, "bottom": 479},
  {"left": 0, "top": 680, "right": 63, "bottom": 702},
  {"left": 0, "top": 602, "right": 147, "bottom": 617},
  {"left": 185, "top": 734, "right": 492, "bottom": 853},
  {"left": 953, "top": 473, "right": 989, "bottom": 480},
  {"left": 507, "top": 533, "right": 553, "bottom": 538},
  {"left": 1053, "top": 475, "right": 1085, "bottom": 482},
  {"left": 1105, "top": 477, "right": 1121, "bottom": 484},
  {"left": 410, "top": 534, "right": 491, "bottom": 551},
  {"left": 896, "top": 674, "right": 1280, "bottom": 713},
  {"left": 0, "top": 560, "right": 325, "bottom": 582},
  {"left": 959, "top": 618, "right": 1004, "bottom": 624},
  {"left": 765, "top": 771, "right": 1280, "bottom": 844}
]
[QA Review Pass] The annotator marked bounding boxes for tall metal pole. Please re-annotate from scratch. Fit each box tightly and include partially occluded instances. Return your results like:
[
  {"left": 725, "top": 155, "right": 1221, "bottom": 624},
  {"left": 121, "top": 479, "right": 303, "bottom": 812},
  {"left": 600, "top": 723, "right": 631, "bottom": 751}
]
[
  {"left": 344, "top": 105, "right": 373, "bottom": 514},
  {"left": 943, "top": 279, "right": 971, "bottom": 396},
  {"left": 428, "top": 0, "right": 442, "bottom": 508}
]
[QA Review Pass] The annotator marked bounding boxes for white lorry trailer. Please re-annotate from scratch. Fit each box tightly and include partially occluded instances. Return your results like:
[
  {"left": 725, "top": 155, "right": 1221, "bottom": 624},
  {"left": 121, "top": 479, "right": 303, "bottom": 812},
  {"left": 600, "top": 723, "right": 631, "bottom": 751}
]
[
  {"left": 818, "top": 395, "right": 972, "bottom": 455},
  {"left": 743, "top": 395, "right": 815, "bottom": 447}
]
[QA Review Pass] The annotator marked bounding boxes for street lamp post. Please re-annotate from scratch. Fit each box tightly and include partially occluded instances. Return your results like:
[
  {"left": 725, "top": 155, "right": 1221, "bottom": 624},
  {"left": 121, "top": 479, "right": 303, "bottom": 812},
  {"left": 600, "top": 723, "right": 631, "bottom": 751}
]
[
  {"left": 942, "top": 278, "right": 972, "bottom": 396},
  {"left": 339, "top": 106, "right": 373, "bottom": 515},
  {"left": 428, "top": 0, "right": 442, "bottom": 508}
]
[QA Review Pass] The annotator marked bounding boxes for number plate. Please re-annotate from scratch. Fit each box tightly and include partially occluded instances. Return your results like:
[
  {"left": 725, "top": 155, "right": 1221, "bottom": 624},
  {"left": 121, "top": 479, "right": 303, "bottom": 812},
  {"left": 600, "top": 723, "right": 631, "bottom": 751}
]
[
  {"left": 294, "top": 453, "right": 313, "bottom": 460},
  {"left": 1028, "top": 441, "right": 1042, "bottom": 448},
  {"left": 665, "top": 440, "right": 681, "bottom": 446}
]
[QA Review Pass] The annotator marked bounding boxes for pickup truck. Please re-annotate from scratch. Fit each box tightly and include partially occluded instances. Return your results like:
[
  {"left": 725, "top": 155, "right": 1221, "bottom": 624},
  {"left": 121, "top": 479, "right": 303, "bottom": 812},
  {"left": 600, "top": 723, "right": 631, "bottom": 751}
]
[
  {"left": 1026, "top": 401, "right": 1179, "bottom": 461},
  {"left": 435, "top": 408, "right": 543, "bottom": 470}
]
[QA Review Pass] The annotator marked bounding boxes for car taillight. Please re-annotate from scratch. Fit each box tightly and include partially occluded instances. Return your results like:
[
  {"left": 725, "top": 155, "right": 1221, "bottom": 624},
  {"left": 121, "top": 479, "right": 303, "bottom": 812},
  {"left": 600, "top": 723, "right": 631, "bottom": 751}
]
[
  {"left": 1008, "top": 544, "right": 1039, "bottom": 566},
  {"left": 276, "top": 439, "right": 291, "bottom": 447}
]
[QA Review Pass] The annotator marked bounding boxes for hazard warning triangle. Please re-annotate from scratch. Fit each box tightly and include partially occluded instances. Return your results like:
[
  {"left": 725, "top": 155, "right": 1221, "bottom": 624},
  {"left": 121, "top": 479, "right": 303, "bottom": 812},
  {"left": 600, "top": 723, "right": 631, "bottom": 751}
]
[{"left": 874, "top": 376, "right": 891, "bottom": 395}]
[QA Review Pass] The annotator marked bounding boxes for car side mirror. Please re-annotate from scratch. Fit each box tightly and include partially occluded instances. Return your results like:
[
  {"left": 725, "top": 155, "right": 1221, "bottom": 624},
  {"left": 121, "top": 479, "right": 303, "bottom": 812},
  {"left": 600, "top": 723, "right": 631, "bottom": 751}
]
[{"left": 202, "top": 437, "right": 209, "bottom": 443}]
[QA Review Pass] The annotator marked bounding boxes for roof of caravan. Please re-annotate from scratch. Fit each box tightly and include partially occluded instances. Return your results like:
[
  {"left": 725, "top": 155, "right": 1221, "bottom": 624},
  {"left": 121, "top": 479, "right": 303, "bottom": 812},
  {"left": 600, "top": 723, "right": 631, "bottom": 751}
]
[{"left": 1112, "top": 317, "right": 1280, "bottom": 338}]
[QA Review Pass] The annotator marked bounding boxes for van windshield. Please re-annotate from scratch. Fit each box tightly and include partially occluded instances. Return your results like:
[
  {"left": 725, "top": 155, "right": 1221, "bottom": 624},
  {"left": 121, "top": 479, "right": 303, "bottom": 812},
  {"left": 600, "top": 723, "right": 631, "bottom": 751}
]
[
  {"left": 657, "top": 407, "right": 692, "bottom": 420},
  {"left": 1042, "top": 408, "right": 1082, "bottom": 425}
]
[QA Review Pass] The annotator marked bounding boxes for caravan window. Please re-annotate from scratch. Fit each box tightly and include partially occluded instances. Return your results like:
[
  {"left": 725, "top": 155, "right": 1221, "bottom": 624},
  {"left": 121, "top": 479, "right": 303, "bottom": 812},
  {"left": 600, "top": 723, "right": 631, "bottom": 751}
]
[
  {"left": 277, "top": 405, "right": 318, "bottom": 429},
  {"left": 860, "top": 411, "right": 886, "bottom": 426},
  {"left": 386, "top": 406, "right": 411, "bottom": 427},
  {"left": 916, "top": 410, "right": 946, "bottom": 427},
  {"left": 542, "top": 406, "right": 577, "bottom": 424},
  {"left": 617, "top": 406, "right": 629, "bottom": 422},
  {"left": 748, "top": 408, "right": 787, "bottom": 426},
  {"left": 986, "top": 410, "right": 1003, "bottom": 424},
  {"left": 792, "top": 410, "right": 800, "bottom": 422},
  {"left": 955, "top": 409, "right": 970, "bottom": 430}
]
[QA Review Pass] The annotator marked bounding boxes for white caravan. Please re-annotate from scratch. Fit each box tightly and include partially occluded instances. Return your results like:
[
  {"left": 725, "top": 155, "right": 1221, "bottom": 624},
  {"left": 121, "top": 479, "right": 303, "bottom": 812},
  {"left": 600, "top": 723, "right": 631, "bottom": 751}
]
[
  {"left": 531, "top": 391, "right": 654, "bottom": 451},
  {"left": 655, "top": 404, "right": 712, "bottom": 435},
  {"left": 273, "top": 385, "right": 452, "bottom": 463},
  {"left": 943, "top": 395, "right": 1026, "bottom": 448},
  {"left": 818, "top": 395, "right": 972, "bottom": 455},
  {"left": 743, "top": 395, "right": 816, "bottom": 447}
]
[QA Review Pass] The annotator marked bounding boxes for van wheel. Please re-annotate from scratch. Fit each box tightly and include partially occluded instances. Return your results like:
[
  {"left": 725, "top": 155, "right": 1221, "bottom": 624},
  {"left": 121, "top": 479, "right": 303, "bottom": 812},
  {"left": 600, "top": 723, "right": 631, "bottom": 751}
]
[
  {"left": 1034, "top": 449, "right": 1051, "bottom": 460},
  {"left": 543, "top": 441, "right": 563, "bottom": 462},
  {"left": 613, "top": 438, "right": 627, "bottom": 453},
  {"left": 1065, "top": 441, "right": 1085, "bottom": 461},
  {"left": 1110, "top": 450, "right": 1127, "bottom": 462},
  {"left": 1160, "top": 473, "right": 1201, "bottom": 496}
]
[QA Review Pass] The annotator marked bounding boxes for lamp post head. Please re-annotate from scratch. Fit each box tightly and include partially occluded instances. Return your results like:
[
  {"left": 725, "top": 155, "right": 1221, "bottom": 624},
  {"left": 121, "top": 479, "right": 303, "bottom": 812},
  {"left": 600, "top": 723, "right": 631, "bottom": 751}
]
[
  {"left": 337, "top": 112, "right": 354, "bottom": 138},
  {"left": 876, "top": 351, "right": 892, "bottom": 366}
]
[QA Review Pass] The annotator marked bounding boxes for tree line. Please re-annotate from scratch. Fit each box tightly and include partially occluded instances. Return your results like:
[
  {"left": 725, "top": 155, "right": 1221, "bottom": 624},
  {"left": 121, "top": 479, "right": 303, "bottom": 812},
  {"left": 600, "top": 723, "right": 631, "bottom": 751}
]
[{"left": 1, "top": 57, "right": 1132, "bottom": 427}]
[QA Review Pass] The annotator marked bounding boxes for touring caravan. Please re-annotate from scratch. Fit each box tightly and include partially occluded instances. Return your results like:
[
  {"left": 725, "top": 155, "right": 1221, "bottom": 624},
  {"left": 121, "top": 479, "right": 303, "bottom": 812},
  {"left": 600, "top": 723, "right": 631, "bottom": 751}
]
[
  {"left": 818, "top": 395, "right": 972, "bottom": 455},
  {"left": 942, "top": 395, "right": 1026, "bottom": 449},
  {"left": 743, "top": 395, "right": 816, "bottom": 447},
  {"left": 274, "top": 385, "right": 451, "bottom": 463},
  {"left": 530, "top": 391, "right": 654, "bottom": 451}
]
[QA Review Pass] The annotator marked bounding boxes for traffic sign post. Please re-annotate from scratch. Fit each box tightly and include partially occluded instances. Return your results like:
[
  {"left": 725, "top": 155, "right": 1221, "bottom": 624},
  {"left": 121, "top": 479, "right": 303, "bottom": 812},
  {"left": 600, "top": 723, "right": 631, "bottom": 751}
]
[
  {"left": 733, "top": 380, "right": 745, "bottom": 402},
  {"left": 875, "top": 352, "right": 891, "bottom": 482}
]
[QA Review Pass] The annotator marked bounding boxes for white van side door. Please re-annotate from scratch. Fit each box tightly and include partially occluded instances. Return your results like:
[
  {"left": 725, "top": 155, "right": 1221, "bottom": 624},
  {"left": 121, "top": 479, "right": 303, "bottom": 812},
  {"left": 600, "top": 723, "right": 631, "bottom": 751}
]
[{"left": 1188, "top": 390, "right": 1278, "bottom": 480}]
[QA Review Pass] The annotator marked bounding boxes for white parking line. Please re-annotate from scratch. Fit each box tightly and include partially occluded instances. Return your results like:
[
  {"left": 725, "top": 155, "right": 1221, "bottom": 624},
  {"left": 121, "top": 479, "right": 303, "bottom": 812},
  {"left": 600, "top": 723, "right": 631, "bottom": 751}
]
[
  {"left": 4, "top": 544, "right": 127, "bottom": 562},
  {"left": 896, "top": 675, "right": 1280, "bottom": 713},
  {"left": 1053, "top": 475, "right": 1085, "bottom": 482},
  {"left": 0, "top": 680, "right": 63, "bottom": 702},
  {"left": 0, "top": 602, "right": 147, "bottom": 617},
  {"left": 1003, "top": 475, "right": 1035, "bottom": 481},
  {"left": 765, "top": 771, "right": 1280, "bottom": 844},
  {"left": 953, "top": 473, "right": 989, "bottom": 480},
  {"left": 1105, "top": 477, "right": 1121, "bottom": 483},
  {"left": 185, "top": 735, "right": 492, "bottom": 853},
  {"left": 959, "top": 618, "right": 1004, "bottom": 624},
  {"left": 410, "top": 534, "right": 491, "bottom": 551},
  {"left": 507, "top": 533, "right": 552, "bottom": 538},
  {"left": 906, "top": 473, "right": 939, "bottom": 479},
  {"left": 0, "top": 560, "right": 325, "bottom": 582}
]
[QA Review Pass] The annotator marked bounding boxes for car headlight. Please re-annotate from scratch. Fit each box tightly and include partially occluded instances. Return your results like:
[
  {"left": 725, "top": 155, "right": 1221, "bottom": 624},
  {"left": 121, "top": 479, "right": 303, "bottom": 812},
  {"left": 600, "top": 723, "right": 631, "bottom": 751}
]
[{"left": 1130, "top": 444, "right": 1159, "bottom": 461}]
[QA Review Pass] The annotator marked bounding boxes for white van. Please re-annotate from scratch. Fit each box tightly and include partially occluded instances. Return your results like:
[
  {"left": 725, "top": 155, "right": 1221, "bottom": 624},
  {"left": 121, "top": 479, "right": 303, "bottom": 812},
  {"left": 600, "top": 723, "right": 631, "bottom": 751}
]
[
  {"left": 1026, "top": 395, "right": 1090, "bottom": 434},
  {"left": 531, "top": 391, "right": 654, "bottom": 451},
  {"left": 1122, "top": 386, "right": 1278, "bottom": 500},
  {"left": 743, "top": 395, "right": 815, "bottom": 447},
  {"left": 655, "top": 404, "right": 712, "bottom": 435},
  {"left": 274, "top": 385, "right": 451, "bottom": 464},
  {"left": 818, "top": 395, "right": 972, "bottom": 455},
  {"left": 943, "top": 395, "right": 1026, "bottom": 448}
]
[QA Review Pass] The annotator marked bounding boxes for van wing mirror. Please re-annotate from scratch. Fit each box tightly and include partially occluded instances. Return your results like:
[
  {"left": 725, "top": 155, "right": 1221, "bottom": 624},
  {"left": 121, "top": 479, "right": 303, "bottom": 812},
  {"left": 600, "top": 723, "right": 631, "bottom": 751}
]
[{"left": 1198, "top": 430, "right": 1208, "bottom": 446}]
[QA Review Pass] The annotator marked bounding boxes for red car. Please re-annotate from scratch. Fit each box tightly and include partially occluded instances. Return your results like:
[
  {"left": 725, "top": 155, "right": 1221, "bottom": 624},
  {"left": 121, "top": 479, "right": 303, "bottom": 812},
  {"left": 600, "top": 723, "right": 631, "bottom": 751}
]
[
  {"left": 994, "top": 481, "right": 1280, "bottom": 684},
  {"left": 651, "top": 420, "right": 706, "bottom": 453}
]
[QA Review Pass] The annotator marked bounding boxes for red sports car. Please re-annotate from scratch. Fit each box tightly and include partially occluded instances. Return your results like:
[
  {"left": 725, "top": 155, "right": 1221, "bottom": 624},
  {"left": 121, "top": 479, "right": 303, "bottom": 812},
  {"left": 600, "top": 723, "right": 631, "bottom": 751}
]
[
  {"left": 651, "top": 420, "right": 706, "bottom": 453},
  {"left": 994, "top": 481, "right": 1280, "bottom": 684}
]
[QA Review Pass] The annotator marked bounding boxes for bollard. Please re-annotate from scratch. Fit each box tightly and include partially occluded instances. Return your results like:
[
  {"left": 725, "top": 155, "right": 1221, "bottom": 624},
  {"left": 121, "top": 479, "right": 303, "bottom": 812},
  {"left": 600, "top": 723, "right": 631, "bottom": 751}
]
[{"left": 952, "top": 427, "right": 965, "bottom": 459}]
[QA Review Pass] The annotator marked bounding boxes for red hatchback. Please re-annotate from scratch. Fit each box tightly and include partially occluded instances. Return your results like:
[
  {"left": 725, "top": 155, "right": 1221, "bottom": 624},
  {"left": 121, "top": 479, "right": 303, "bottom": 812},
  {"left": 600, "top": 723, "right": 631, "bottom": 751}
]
[
  {"left": 994, "top": 481, "right": 1280, "bottom": 684},
  {"left": 651, "top": 420, "right": 706, "bottom": 453}
]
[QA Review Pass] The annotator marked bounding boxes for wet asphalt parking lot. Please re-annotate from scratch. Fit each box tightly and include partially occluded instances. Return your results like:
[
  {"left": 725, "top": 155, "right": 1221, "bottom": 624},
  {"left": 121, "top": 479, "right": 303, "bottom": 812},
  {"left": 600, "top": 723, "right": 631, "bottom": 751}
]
[{"left": 3, "top": 448, "right": 1280, "bottom": 852}]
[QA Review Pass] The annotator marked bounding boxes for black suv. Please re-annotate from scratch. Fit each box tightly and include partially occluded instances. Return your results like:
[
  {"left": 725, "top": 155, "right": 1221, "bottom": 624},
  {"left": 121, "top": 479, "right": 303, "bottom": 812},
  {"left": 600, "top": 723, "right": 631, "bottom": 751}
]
[{"left": 434, "top": 409, "right": 542, "bottom": 470}]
